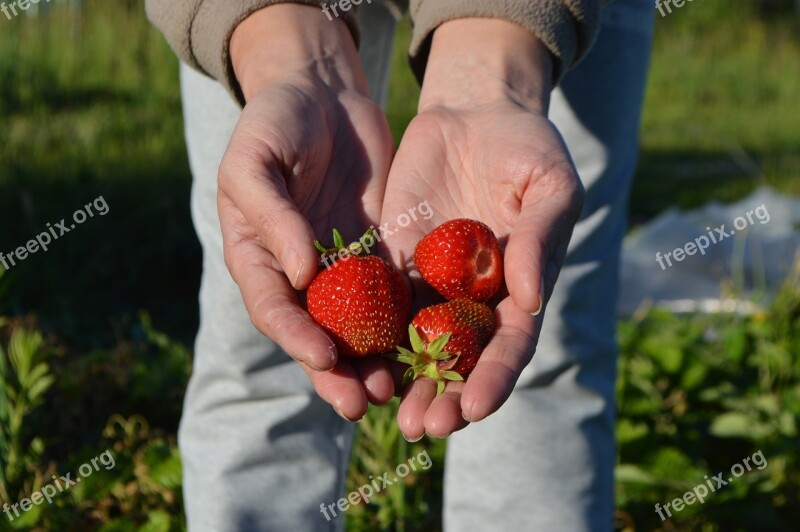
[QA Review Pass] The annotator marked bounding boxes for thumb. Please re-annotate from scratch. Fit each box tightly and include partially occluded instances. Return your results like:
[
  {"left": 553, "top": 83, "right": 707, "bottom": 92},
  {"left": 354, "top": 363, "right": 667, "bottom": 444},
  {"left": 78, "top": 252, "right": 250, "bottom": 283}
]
[
  {"left": 503, "top": 170, "right": 584, "bottom": 314},
  {"left": 218, "top": 154, "right": 318, "bottom": 290}
]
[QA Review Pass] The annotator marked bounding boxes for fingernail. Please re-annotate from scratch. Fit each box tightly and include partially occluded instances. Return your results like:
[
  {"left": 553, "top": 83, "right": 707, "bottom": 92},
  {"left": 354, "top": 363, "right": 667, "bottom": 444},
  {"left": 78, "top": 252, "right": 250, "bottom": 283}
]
[
  {"left": 281, "top": 248, "right": 304, "bottom": 288},
  {"left": 532, "top": 278, "right": 545, "bottom": 316},
  {"left": 319, "top": 342, "right": 337, "bottom": 368},
  {"left": 307, "top": 344, "right": 336, "bottom": 371},
  {"left": 403, "top": 433, "right": 424, "bottom": 443},
  {"left": 461, "top": 404, "right": 478, "bottom": 423},
  {"left": 333, "top": 406, "right": 362, "bottom": 423}
]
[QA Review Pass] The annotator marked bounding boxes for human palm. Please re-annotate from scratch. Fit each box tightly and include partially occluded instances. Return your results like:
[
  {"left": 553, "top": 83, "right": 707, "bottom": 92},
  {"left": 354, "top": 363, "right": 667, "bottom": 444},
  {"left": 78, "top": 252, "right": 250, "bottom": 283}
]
[
  {"left": 380, "top": 102, "right": 585, "bottom": 439},
  {"left": 217, "top": 77, "right": 398, "bottom": 419}
]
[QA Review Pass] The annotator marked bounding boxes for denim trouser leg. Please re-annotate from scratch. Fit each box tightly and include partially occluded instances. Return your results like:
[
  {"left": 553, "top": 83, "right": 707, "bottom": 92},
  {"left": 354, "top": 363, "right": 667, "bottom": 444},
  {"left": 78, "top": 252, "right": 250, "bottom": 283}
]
[{"left": 443, "top": 1, "right": 654, "bottom": 531}]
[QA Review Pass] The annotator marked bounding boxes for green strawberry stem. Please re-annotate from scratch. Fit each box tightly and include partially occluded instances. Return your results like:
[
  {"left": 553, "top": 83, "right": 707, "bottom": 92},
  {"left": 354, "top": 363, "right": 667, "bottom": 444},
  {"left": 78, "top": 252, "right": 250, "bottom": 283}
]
[
  {"left": 314, "top": 227, "right": 377, "bottom": 264},
  {"left": 386, "top": 325, "right": 464, "bottom": 395}
]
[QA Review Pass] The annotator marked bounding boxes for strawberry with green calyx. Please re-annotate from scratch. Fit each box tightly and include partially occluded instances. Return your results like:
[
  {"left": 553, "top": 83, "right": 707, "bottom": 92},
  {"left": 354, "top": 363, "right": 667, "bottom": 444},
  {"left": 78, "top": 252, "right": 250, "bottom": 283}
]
[
  {"left": 389, "top": 298, "right": 495, "bottom": 394},
  {"left": 393, "top": 326, "right": 464, "bottom": 395},
  {"left": 307, "top": 228, "right": 411, "bottom": 358}
]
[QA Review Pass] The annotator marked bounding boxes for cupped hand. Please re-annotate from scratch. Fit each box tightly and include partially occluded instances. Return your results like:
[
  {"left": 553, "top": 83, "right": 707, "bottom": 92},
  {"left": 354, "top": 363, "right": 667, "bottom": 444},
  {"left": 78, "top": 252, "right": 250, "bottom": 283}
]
[
  {"left": 380, "top": 19, "right": 586, "bottom": 440},
  {"left": 217, "top": 5, "right": 396, "bottom": 421}
]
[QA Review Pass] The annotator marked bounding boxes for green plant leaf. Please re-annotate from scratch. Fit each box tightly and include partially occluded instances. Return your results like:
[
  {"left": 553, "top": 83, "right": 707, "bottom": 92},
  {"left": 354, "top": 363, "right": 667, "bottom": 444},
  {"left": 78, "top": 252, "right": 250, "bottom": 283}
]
[
  {"left": 333, "top": 228, "right": 345, "bottom": 249},
  {"left": 402, "top": 367, "right": 415, "bottom": 385},
  {"left": 427, "top": 333, "right": 451, "bottom": 356},
  {"left": 617, "top": 419, "right": 649, "bottom": 445},
  {"left": 140, "top": 510, "right": 172, "bottom": 532},
  {"left": 408, "top": 325, "right": 424, "bottom": 353},
  {"left": 143, "top": 444, "right": 183, "bottom": 489},
  {"left": 615, "top": 464, "right": 660, "bottom": 486},
  {"left": 709, "top": 412, "right": 753, "bottom": 438},
  {"left": 6, "top": 501, "right": 43, "bottom": 528},
  {"left": 439, "top": 371, "right": 463, "bottom": 382},
  {"left": 25, "top": 362, "right": 50, "bottom": 389},
  {"left": 27, "top": 375, "right": 55, "bottom": 402}
]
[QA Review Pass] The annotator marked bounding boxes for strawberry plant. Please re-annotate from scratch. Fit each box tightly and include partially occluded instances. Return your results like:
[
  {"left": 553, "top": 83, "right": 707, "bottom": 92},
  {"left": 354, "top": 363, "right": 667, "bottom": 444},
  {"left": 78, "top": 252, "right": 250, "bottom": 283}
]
[
  {"left": 0, "top": 317, "right": 56, "bottom": 514},
  {"left": 614, "top": 265, "right": 800, "bottom": 530}
]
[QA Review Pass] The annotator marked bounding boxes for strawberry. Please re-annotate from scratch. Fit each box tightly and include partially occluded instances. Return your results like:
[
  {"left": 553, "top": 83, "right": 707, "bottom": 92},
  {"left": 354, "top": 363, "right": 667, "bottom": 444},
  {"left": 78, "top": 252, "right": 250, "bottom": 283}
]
[
  {"left": 307, "top": 228, "right": 411, "bottom": 357},
  {"left": 414, "top": 218, "right": 503, "bottom": 302},
  {"left": 390, "top": 298, "right": 495, "bottom": 394}
]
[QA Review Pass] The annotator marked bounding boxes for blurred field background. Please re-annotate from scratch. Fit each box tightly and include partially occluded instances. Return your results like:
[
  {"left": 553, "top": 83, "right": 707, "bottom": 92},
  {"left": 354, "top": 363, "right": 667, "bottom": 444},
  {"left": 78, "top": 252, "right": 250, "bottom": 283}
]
[{"left": 0, "top": 0, "right": 798, "bottom": 530}]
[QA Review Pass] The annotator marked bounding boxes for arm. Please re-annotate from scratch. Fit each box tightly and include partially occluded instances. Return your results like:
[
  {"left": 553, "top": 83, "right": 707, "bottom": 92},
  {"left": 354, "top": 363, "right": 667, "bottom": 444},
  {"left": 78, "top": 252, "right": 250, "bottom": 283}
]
[
  {"left": 144, "top": 0, "right": 361, "bottom": 104},
  {"left": 150, "top": 2, "right": 399, "bottom": 420},
  {"left": 145, "top": 0, "right": 605, "bottom": 101},
  {"left": 408, "top": 0, "right": 606, "bottom": 84}
]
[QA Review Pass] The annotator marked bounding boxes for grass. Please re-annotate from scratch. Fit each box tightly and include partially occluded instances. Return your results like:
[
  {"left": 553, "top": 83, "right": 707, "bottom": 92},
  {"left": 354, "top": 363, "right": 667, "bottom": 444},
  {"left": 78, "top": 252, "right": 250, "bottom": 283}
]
[
  {"left": 0, "top": 1, "right": 196, "bottom": 346},
  {"left": 0, "top": 1, "right": 798, "bottom": 530},
  {"left": 632, "top": 1, "right": 800, "bottom": 220}
]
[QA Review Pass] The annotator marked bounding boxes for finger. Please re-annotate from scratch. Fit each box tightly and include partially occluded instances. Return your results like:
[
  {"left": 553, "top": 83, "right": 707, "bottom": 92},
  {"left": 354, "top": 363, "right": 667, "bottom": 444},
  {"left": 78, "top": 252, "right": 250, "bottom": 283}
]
[
  {"left": 353, "top": 357, "right": 396, "bottom": 405},
  {"left": 379, "top": 215, "right": 428, "bottom": 275},
  {"left": 422, "top": 381, "right": 469, "bottom": 438},
  {"left": 301, "top": 359, "right": 369, "bottom": 422},
  {"left": 504, "top": 163, "right": 584, "bottom": 313},
  {"left": 396, "top": 377, "right": 437, "bottom": 441},
  {"left": 460, "top": 298, "right": 539, "bottom": 422},
  {"left": 218, "top": 145, "right": 318, "bottom": 290},
  {"left": 220, "top": 195, "right": 336, "bottom": 371}
]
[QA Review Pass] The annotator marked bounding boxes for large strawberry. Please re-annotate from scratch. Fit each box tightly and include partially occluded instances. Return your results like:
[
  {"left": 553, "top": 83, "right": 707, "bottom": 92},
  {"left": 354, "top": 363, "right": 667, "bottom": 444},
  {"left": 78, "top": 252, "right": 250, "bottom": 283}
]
[
  {"left": 307, "top": 228, "right": 411, "bottom": 357},
  {"left": 414, "top": 218, "right": 503, "bottom": 302},
  {"left": 391, "top": 298, "right": 495, "bottom": 394}
]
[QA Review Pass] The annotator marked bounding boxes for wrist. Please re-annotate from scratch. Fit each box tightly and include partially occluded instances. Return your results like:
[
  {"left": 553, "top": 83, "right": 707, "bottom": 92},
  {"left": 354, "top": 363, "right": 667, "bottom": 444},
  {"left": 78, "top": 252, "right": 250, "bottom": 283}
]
[
  {"left": 230, "top": 4, "right": 367, "bottom": 101},
  {"left": 418, "top": 18, "right": 553, "bottom": 114}
]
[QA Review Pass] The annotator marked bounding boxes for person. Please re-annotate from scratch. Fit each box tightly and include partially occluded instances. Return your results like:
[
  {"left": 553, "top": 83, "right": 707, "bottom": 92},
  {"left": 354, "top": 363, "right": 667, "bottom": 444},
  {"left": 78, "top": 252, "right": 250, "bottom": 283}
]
[{"left": 146, "top": 0, "right": 654, "bottom": 530}]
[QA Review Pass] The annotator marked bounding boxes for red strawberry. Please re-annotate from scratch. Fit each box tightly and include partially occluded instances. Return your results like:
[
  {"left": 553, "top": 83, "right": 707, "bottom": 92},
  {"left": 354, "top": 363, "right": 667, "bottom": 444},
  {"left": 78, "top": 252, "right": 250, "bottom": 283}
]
[
  {"left": 307, "top": 229, "right": 411, "bottom": 357},
  {"left": 390, "top": 298, "right": 495, "bottom": 394},
  {"left": 414, "top": 219, "right": 503, "bottom": 302}
]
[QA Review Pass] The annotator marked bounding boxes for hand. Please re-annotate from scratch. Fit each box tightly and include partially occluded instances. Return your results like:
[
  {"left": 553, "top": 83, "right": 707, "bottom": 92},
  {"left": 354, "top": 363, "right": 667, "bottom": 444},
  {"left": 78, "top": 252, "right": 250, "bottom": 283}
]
[
  {"left": 380, "top": 19, "right": 585, "bottom": 440},
  {"left": 218, "top": 5, "right": 396, "bottom": 420}
]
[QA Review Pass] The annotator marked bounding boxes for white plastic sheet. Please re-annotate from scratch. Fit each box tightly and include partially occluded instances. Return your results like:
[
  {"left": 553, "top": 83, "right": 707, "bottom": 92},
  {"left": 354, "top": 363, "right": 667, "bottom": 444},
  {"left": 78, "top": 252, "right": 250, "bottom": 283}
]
[{"left": 619, "top": 187, "right": 800, "bottom": 316}]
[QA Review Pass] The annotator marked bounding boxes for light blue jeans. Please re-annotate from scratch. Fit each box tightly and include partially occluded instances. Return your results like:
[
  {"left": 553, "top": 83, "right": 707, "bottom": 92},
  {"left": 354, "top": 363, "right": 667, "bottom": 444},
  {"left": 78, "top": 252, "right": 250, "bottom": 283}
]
[{"left": 178, "top": 1, "right": 654, "bottom": 530}]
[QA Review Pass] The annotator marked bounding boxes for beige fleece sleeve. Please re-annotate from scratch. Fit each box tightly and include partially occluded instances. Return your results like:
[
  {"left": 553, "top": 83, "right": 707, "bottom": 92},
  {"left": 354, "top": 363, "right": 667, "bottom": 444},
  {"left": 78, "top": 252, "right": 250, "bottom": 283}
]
[
  {"left": 145, "top": 0, "right": 603, "bottom": 103},
  {"left": 144, "top": 0, "right": 360, "bottom": 104},
  {"left": 406, "top": 0, "right": 604, "bottom": 84}
]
